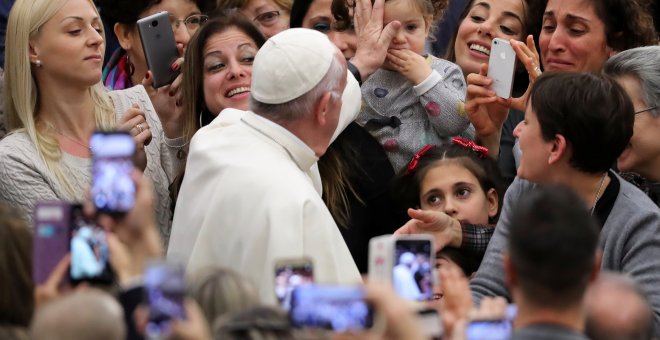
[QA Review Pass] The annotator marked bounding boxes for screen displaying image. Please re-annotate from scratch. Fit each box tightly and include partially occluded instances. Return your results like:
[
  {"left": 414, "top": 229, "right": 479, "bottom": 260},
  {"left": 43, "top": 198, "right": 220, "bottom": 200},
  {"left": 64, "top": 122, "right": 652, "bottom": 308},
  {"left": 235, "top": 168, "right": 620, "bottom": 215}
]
[
  {"left": 393, "top": 239, "right": 433, "bottom": 301},
  {"left": 69, "top": 206, "right": 112, "bottom": 283},
  {"left": 145, "top": 262, "right": 187, "bottom": 337},
  {"left": 275, "top": 261, "right": 313, "bottom": 310},
  {"left": 91, "top": 132, "right": 135, "bottom": 213},
  {"left": 289, "top": 285, "right": 373, "bottom": 332}
]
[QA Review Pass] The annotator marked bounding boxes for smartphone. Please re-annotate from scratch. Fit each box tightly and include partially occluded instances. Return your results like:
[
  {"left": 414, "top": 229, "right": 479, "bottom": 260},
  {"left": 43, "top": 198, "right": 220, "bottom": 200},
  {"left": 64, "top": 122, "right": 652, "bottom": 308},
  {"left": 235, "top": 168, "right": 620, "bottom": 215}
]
[
  {"left": 289, "top": 284, "right": 374, "bottom": 332},
  {"left": 417, "top": 309, "right": 443, "bottom": 340},
  {"left": 393, "top": 236, "right": 434, "bottom": 301},
  {"left": 33, "top": 201, "right": 72, "bottom": 285},
  {"left": 90, "top": 131, "right": 136, "bottom": 214},
  {"left": 69, "top": 204, "right": 114, "bottom": 284},
  {"left": 487, "top": 38, "right": 516, "bottom": 99},
  {"left": 274, "top": 257, "right": 314, "bottom": 310},
  {"left": 466, "top": 304, "right": 517, "bottom": 340},
  {"left": 145, "top": 262, "right": 187, "bottom": 338},
  {"left": 137, "top": 11, "right": 180, "bottom": 88}
]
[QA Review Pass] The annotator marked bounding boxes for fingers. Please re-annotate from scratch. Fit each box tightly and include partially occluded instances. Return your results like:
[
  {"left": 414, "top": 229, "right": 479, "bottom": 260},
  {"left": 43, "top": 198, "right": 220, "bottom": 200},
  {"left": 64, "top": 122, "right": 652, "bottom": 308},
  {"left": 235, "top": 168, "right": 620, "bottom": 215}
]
[
  {"left": 45, "top": 254, "right": 71, "bottom": 289},
  {"left": 511, "top": 36, "right": 541, "bottom": 78}
]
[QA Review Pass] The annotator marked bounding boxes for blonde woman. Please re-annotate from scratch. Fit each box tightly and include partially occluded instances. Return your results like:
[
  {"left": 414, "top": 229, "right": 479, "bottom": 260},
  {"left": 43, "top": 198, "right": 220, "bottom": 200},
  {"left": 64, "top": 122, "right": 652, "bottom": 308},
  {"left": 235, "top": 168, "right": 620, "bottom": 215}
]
[{"left": 0, "top": 0, "right": 180, "bottom": 243}]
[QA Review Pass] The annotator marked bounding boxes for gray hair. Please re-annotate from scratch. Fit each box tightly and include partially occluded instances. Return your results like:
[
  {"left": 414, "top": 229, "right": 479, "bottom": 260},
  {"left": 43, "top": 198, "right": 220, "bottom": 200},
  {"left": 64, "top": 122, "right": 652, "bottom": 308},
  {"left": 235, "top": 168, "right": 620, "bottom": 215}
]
[
  {"left": 250, "top": 52, "right": 345, "bottom": 123},
  {"left": 604, "top": 46, "right": 660, "bottom": 117}
]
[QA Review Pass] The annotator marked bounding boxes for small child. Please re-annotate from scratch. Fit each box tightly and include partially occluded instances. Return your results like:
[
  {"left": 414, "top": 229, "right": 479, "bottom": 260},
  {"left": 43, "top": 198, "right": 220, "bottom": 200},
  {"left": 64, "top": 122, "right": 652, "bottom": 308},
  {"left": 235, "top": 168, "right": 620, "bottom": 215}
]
[
  {"left": 358, "top": 0, "right": 472, "bottom": 173},
  {"left": 393, "top": 139, "right": 505, "bottom": 278}
]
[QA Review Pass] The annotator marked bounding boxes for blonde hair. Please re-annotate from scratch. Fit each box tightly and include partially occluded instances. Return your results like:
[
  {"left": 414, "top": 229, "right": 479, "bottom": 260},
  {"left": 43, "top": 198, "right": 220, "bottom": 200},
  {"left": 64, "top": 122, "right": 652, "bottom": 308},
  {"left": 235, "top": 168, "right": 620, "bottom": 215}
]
[{"left": 5, "top": 0, "right": 116, "bottom": 199}]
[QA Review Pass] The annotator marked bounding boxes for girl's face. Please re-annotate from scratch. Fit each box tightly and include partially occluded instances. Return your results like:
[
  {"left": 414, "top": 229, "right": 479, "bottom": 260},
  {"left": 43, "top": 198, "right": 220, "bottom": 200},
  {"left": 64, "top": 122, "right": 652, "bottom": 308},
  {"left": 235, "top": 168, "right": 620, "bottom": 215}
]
[
  {"left": 241, "top": 0, "right": 290, "bottom": 39},
  {"left": 302, "top": 0, "right": 357, "bottom": 60},
  {"left": 513, "top": 103, "right": 554, "bottom": 182},
  {"left": 30, "top": 0, "right": 105, "bottom": 87},
  {"left": 202, "top": 29, "right": 258, "bottom": 115},
  {"left": 615, "top": 76, "right": 660, "bottom": 181},
  {"left": 383, "top": 0, "right": 430, "bottom": 55},
  {"left": 419, "top": 162, "right": 498, "bottom": 225},
  {"left": 454, "top": 0, "right": 525, "bottom": 76},
  {"left": 539, "top": 0, "right": 611, "bottom": 72}
]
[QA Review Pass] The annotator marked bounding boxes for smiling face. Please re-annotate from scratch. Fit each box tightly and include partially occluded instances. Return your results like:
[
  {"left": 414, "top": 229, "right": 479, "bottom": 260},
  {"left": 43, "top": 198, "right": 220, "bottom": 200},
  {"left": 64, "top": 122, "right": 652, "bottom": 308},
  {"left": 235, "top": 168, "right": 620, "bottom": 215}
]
[
  {"left": 513, "top": 103, "right": 554, "bottom": 182},
  {"left": 615, "top": 76, "right": 660, "bottom": 181},
  {"left": 30, "top": 0, "right": 105, "bottom": 87},
  {"left": 418, "top": 162, "right": 498, "bottom": 225},
  {"left": 454, "top": 0, "right": 525, "bottom": 76},
  {"left": 202, "top": 28, "right": 258, "bottom": 115},
  {"left": 302, "top": 0, "right": 357, "bottom": 60},
  {"left": 539, "top": 0, "right": 611, "bottom": 72}
]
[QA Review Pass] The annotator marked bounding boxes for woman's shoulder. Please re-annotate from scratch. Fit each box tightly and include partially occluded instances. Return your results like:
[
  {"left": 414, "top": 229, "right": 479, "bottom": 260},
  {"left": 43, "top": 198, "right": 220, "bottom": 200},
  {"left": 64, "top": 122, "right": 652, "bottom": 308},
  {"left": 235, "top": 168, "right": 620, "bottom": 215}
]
[
  {"left": 0, "top": 130, "right": 37, "bottom": 156},
  {"left": 108, "top": 85, "right": 152, "bottom": 115}
]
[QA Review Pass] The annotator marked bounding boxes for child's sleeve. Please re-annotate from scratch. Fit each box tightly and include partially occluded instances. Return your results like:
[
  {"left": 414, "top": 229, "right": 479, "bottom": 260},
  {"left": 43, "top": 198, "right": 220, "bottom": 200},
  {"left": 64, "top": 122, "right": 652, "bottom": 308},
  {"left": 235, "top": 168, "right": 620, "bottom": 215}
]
[{"left": 413, "top": 58, "right": 472, "bottom": 138}]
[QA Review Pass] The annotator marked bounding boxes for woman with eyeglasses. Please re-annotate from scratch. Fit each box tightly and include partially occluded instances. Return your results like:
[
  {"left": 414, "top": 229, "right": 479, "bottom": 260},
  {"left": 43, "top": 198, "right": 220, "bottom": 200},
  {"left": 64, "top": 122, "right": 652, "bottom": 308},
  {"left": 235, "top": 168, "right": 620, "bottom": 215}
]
[
  {"left": 97, "top": 0, "right": 211, "bottom": 164},
  {"left": 604, "top": 46, "right": 660, "bottom": 207},
  {"left": 214, "top": 0, "right": 292, "bottom": 38}
]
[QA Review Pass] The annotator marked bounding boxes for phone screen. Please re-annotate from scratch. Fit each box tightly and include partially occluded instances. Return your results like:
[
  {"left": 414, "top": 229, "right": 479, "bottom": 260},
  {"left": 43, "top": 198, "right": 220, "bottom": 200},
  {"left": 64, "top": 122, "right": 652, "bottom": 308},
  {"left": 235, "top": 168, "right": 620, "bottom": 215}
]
[
  {"left": 393, "top": 239, "right": 433, "bottom": 301},
  {"left": 275, "top": 260, "right": 314, "bottom": 310},
  {"left": 145, "top": 262, "right": 187, "bottom": 338},
  {"left": 69, "top": 205, "right": 113, "bottom": 284},
  {"left": 91, "top": 132, "right": 135, "bottom": 214},
  {"left": 466, "top": 320, "right": 512, "bottom": 340},
  {"left": 33, "top": 201, "right": 72, "bottom": 285},
  {"left": 289, "top": 285, "right": 373, "bottom": 332}
]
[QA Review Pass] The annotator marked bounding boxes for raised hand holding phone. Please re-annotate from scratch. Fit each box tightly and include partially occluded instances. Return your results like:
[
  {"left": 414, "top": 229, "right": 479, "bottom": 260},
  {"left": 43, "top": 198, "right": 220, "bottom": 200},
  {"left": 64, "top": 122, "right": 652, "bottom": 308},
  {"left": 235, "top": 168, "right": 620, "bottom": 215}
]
[
  {"left": 487, "top": 38, "right": 516, "bottom": 99},
  {"left": 137, "top": 11, "right": 180, "bottom": 88}
]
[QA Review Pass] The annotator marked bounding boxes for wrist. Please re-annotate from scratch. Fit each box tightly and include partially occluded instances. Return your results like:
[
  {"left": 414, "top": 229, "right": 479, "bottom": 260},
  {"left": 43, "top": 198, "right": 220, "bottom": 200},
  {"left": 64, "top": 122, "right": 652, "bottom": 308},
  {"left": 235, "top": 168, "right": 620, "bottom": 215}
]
[
  {"left": 450, "top": 220, "right": 463, "bottom": 248},
  {"left": 346, "top": 60, "right": 363, "bottom": 86},
  {"left": 349, "top": 57, "right": 376, "bottom": 81}
]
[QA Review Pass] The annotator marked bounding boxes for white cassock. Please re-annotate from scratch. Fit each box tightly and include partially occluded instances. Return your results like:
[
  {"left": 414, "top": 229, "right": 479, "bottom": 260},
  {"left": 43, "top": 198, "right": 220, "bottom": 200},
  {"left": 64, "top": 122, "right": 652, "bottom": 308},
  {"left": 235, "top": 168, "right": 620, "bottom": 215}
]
[{"left": 167, "top": 107, "right": 362, "bottom": 304}]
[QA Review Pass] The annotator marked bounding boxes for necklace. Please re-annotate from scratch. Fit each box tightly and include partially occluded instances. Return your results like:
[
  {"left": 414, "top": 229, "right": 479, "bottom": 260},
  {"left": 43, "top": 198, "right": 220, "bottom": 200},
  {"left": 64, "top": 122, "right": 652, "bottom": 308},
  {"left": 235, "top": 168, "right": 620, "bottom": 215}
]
[
  {"left": 57, "top": 131, "right": 91, "bottom": 150},
  {"left": 590, "top": 172, "right": 608, "bottom": 216}
]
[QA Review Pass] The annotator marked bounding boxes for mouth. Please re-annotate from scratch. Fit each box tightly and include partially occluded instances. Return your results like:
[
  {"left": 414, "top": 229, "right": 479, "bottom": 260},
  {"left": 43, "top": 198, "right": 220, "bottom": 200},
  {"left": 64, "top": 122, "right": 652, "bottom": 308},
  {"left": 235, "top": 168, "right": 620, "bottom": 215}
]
[
  {"left": 468, "top": 43, "right": 491, "bottom": 56},
  {"left": 225, "top": 86, "right": 250, "bottom": 98},
  {"left": 85, "top": 55, "right": 103, "bottom": 61},
  {"left": 544, "top": 58, "right": 574, "bottom": 69}
]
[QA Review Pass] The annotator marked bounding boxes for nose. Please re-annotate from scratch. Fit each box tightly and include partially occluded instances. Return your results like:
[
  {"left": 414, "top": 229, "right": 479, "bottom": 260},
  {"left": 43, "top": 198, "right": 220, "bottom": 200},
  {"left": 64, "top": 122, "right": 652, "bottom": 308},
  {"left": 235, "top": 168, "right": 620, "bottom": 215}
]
[
  {"left": 173, "top": 25, "right": 192, "bottom": 50},
  {"left": 328, "top": 31, "right": 347, "bottom": 51},
  {"left": 392, "top": 27, "right": 406, "bottom": 45},
  {"left": 478, "top": 19, "right": 494, "bottom": 38},
  {"left": 443, "top": 199, "right": 458, "bottom": 218},
  {"left": 88, "top": 26, "right": 104, "bottom": 47},
  {"left": 226, "top": 60, "right": 247, "bottom": 80},
  {"left": 513, "top": 121, "right": 524, "bottom": 138},
  {"left": 546, "top": 29, "right": 566, "bottom": 53}
]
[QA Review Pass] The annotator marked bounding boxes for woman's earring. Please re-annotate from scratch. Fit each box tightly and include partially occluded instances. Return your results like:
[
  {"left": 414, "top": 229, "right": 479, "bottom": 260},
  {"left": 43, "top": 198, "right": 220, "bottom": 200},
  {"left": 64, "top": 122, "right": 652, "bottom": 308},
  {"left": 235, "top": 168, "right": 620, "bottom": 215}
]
[
  {"left": 35, "top": 60, "right": 42, "bottom": 67},
  {"left": 125, "top": 54, "right": 135, "bottom": 77}
]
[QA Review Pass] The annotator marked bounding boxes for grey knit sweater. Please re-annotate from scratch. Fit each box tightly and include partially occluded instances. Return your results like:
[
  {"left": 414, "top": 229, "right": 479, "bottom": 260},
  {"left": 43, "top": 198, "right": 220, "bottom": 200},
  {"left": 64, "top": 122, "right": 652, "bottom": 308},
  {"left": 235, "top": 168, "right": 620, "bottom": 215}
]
[
  {"left": 0, "top": 86, "right": 183, "bottom": 244},
  {"left": 470, "top": 173, "right": 660, "bottom": 333}
]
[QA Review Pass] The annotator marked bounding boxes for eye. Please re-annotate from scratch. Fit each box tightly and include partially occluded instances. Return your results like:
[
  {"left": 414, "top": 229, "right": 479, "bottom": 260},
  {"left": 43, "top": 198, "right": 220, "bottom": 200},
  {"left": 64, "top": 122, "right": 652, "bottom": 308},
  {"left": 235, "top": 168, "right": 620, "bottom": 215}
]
[
  {"left": 470, "top": 15, "right": 485, "bottom": 23},
  {"left": 207, "top": 62, "right": 226, "bottom": 72},
  {"left": 568, "top": 26, "right": 586, "bottom": 36},
  {"left": 456, "top": 187, "right": 471, "bottom": 199},
  {"left": 68, "top": 29, "right": 82, "bottom": 36},
  {"left": 499, "top": 25, "right": 515, "bottom": 35},
  {"left": 241, "top": 56, "right": 255, "bottom": 63},
  {"left": 426, "top": 194, "right": 442, "bottom": 206},
  {"left": 405, "top": 24, "right": 418, "bottom": 32},
  {"left": 312, "top": 21, "right": 331, "bottom": 33}
]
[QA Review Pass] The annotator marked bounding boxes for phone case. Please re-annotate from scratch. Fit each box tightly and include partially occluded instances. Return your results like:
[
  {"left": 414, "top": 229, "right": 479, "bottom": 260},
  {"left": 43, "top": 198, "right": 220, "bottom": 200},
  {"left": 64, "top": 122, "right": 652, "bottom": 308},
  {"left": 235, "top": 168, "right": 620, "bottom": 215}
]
[
  {"left": 33, "top": 201, "right": 72, "bottom": 285},
  {"left": 487, "top": 38, "right": 516, "bottom": 99},
  {"left": 90, "top": 131, "right": 136, "bottom": 214},
  {"left": 137, "top": 11, "right": 180, "bottom": 88}
]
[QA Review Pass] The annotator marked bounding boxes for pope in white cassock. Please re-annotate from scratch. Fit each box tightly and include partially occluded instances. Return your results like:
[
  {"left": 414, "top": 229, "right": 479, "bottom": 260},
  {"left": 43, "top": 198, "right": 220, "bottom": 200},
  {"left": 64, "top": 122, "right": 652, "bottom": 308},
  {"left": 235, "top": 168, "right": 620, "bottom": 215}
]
[{"left": 167, "top": 28, "right": 363, "bottom": 303}]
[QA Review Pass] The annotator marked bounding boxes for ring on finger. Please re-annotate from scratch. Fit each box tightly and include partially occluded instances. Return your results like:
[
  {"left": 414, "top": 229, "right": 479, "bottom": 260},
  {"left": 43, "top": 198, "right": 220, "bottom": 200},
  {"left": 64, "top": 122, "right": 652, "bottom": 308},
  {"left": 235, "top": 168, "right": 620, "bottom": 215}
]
[{"left": 135, "top": 123, "right": 144, "bottom": 134}]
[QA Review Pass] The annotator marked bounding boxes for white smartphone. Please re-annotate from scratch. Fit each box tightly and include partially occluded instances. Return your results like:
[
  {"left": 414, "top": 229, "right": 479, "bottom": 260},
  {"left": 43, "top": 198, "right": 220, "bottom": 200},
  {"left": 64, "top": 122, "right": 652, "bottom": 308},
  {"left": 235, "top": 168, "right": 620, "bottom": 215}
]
[
  {"left": 417, "top": 309, "right": 443, "bottom": 340},
  {"left": 136, "top": 11, "right": 180, "bottom": 88},
  {"left": 487, "top": 38, "right": 516, "bottom": 99}
]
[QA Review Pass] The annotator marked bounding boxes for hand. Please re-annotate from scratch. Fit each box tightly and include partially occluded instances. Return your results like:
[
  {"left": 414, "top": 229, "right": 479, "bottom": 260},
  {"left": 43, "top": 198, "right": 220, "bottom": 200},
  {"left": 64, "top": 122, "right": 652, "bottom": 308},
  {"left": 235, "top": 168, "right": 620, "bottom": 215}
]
[
  {"left": 351, "top": 0, "right": 401, "bottom": 79},
  {"left": 168, "top": 299, "right": 212, "bottom": 340},
  {"left": 386, "top": 49, "right": 432, "bottom": 85},
  {"left": 395, "top": 208, "right": 463, "bottom": 251},
  {"left": 117, "top": 104, "right": 151, "bottom": 170},
  {"left": 34, "top": 254, "right": 71, "bottom": 309},
  {"left": 86, "top": 171, "right": 163, "bottom": 286},
  {"left": 469, "top": 296, "right": 508, "bottom": 321},
  {"left": 142, "top": 56, "right": 186, "bottom": 139},
  {"left": 439, "top": 264, "right": 473, "bottom": 338},
  {"left": 365, "top": 282, "right": 425, "bottom": 340},
  {"left": 509, "top": 35, "right": 541, "bottom": 112}
]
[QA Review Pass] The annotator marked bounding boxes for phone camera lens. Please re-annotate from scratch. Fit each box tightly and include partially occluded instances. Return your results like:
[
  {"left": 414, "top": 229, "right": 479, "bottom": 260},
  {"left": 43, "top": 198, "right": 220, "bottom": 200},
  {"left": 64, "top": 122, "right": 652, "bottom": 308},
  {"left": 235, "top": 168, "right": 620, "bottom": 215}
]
[
  {"left": 151, "top": 20, "right": 159, "bottom": 27},
  {"left": 494, "top": 40, "right": 498, "bottom": 44}
]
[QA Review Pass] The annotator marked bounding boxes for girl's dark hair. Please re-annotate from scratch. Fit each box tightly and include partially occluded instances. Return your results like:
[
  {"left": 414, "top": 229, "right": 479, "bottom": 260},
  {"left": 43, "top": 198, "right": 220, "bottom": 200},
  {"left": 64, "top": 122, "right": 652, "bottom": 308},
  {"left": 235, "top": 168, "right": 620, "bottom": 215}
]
[
  {"left": 96, "top": 0, "right": 214, "bottom": 25},
  {"left": 392, "top": 143, "right": 506, "bottom": 223}
]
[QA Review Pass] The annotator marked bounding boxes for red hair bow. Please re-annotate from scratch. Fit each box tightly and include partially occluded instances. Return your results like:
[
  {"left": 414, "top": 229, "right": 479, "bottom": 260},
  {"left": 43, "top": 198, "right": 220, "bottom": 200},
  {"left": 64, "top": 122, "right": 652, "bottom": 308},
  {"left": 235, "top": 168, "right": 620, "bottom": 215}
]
[
  {"left": 452, "top": 137, "right": 489, "bottom": 158},
  {"left": 406, "top": 144, "right": 435, "bottom": 175}
]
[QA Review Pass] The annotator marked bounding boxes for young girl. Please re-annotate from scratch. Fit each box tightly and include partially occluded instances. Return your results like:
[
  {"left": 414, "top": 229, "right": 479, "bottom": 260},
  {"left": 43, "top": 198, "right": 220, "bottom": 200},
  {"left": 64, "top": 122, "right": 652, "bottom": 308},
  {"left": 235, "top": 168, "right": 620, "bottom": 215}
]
[
  {"left": 357, "top": 0, "right": 472, "bottom": 173},
  {"left": 393, "top": 139, "right": 505, "bottom": 277}
]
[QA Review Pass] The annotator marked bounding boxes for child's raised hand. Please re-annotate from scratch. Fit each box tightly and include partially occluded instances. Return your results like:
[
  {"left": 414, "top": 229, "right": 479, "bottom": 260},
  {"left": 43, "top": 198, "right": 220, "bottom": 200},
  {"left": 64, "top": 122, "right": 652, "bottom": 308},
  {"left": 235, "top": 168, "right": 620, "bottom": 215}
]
[
  {"left": 387, "top": 49, "right": 432, "bottom": 85},
  {"left": 395, "top": 208, "right": 463, "bottom": 251}
]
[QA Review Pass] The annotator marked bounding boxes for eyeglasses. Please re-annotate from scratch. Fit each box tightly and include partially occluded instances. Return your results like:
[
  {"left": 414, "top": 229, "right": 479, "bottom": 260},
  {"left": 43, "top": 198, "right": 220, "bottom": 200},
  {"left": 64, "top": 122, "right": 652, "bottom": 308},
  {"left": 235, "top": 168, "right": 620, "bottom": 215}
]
[
  {"left": 635, "top": 106, "right": 657, "bottom": 115},
  {"left": 253, "top": 10, "right": 281, "bottom": 27},
  {"left": 169, "top": 14, "right": 209, "bottom": 33}
]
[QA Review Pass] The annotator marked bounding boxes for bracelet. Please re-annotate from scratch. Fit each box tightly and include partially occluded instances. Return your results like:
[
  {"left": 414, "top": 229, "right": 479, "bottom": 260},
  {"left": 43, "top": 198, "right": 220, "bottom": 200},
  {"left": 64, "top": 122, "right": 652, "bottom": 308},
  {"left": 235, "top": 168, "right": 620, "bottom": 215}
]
[{"left": 346, "top": 60, "right": 363, "bottom": 86}]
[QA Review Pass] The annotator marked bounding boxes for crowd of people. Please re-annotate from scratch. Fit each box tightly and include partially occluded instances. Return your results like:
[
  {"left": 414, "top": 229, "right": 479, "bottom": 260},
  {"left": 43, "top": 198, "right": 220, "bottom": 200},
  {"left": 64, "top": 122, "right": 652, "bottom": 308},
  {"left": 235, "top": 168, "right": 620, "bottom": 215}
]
[{"left": 0, "top": 0, "right": 659, "bottom": 339}]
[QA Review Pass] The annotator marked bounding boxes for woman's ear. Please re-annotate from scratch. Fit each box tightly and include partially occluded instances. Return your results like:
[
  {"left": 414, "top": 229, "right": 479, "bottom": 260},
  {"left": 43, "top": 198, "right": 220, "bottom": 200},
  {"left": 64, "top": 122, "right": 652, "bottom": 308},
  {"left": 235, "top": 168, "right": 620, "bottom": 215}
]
[
  {"left": 486, "top": 188, "right": 499, "bottom": 219},
  {"left": 114, "top": 22, "right": 134, "bottom": 50},
  {"left": 548, "top": 134, "right": 567, "bottom": 165}
]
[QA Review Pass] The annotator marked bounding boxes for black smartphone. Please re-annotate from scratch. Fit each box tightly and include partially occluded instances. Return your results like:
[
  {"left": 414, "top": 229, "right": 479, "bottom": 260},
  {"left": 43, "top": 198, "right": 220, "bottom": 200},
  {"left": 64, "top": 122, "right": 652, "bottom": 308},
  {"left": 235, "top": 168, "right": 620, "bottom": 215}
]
[
  {"left": 69, "top": 204, "right": 114, "bottom": 285},
  {"left": 144, "top": 261, "right": 187, "bottom": 338},
  {"left": 90, "top": 131, "right": 136, "bottom": 214},
  {"left": 33, "top": 201, "right": 72, "bottom": 285},
  {"left": 137, "top": 11, "right": 180, "bottom": 88},
  {"left": 289, "top": 284, "right": 373, "bottom": 332},
  {"left": 393, "top": 237, "right": 434, "bottom": 301},
  {"left": 274, "top": 257, "right": 314, "bottom": 310}
]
